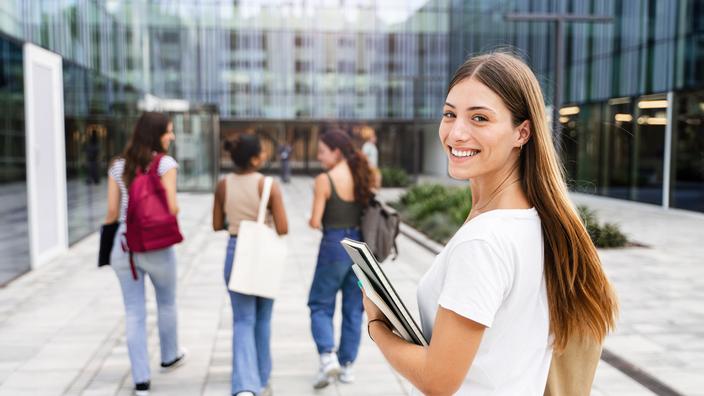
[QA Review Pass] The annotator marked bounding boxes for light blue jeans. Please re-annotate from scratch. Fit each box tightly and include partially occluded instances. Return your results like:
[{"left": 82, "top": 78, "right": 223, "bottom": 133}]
[
  {"left": 111, "top": 224, "right": 180, "bottom": 384},
  {"left": 224, "top": 236, "right": 274, "bottom": 395}
]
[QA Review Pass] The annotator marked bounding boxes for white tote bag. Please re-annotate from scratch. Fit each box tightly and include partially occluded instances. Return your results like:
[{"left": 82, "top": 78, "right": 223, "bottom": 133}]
[{"left": 228, "top": 177, "right": 288, "bottom": 299}]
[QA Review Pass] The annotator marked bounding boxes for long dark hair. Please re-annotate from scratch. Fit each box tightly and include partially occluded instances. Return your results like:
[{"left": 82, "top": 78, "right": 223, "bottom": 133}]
[
  {"left": 224, "top": 134, "right": 261, "bottom": 170},
  {"left": 122, "top": 112, "right": 171, "bottom": 188},
  {"left": 320, "top": 130, "right": 373, "bottom": 206}
]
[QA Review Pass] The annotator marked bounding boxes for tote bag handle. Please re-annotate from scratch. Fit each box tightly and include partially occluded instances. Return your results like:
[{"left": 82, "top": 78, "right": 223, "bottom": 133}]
[{"left": 257, "top": 177, "right": 273, "bottom": 224}]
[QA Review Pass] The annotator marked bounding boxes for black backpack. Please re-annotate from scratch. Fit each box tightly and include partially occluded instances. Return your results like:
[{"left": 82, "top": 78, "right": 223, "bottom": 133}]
[{"left": 361, "top": 197, "right": 400, "bottom": 262}]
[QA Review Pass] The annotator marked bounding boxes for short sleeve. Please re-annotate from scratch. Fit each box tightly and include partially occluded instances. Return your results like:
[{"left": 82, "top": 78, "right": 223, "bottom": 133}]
[
  {"left": 158, "top": 155, "right": 179, "bottom": 176},
  {"left": 438, "top": 239, "right": 513, "bottom": 328},
  {"left": 108, "top": 159, "right": 123, "bottom": 180}
]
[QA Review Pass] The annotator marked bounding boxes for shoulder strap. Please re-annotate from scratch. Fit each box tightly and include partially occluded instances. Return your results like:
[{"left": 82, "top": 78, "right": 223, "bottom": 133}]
[
  {"left": 256, "top": 176, "right": 273, "bottom": 224},
  {"left": 325, "top": 172, "right": 338, "bottom": 200},
  {"left": 148, "top": 153, "right": 165, "bottom": 175}
]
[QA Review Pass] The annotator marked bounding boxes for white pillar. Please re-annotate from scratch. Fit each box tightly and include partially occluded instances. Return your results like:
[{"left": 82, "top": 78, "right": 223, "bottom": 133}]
[{"left": 23, "top": 43, "right": 68, "bottom": 268}]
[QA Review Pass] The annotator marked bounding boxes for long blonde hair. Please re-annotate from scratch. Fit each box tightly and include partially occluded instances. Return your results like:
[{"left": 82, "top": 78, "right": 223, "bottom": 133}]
[{"left": 448, "top": 52, "right": 617, "bottom": 352}]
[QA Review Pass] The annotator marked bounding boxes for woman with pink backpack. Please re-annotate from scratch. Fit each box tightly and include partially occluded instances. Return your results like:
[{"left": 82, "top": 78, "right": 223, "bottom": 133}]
[{"left": 104, "top": 112, "right": 187, "bottom": 396}]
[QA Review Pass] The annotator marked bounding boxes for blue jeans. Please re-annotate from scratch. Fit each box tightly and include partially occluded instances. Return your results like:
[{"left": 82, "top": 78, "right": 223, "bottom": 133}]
[
  {"left": 111, "top": 224, "right": 180, "bottom": 384},
  {"left": 224, "top": 236, "right": 274, "bottom": 395},
  {"left": 307, "top": 227, "right": 364, "bottom": 365}
]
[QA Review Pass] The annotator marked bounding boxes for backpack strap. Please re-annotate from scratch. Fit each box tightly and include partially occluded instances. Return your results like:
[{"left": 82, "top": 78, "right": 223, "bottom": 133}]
[
  {"left": 148, "top": 153, "right": 165, "bottom": 175},
  {"left": 257, "top": 176, "right": 273, "bottom": 224}
]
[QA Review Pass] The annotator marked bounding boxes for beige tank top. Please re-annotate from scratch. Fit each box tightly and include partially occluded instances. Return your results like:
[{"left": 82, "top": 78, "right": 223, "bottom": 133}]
[{"left": 225, "top": 172, "right": 274, "bottom": 235}]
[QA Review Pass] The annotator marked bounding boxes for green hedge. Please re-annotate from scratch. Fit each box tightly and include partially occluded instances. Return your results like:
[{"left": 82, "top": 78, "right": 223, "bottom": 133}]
[
  {"left": 393, "top": 184, "right": 628, "bottom": 248},
  {"left": 393, "top": 184, "right": 471, "bottom": 244},
  {"left": 576, "top": 206, "right": 628, "bottom": 248},
  {"left": 380, "top": 167, "right": 411, "bottom": 188}
]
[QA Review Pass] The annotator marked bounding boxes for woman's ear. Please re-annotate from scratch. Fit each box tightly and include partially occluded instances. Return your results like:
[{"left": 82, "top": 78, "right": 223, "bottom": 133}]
[{"left": 516, "top": 120, "right": 531, "bottom": 147}]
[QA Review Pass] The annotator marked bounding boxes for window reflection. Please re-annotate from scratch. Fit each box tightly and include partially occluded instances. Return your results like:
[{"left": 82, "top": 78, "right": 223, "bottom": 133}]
[
  {"left": 604, "top": 98, "right": 635, "bottom": 200},
  {"left": 673, "top": 90, "right": 704, "bottom": 212},
  {"left": 0, "top": 34, "right": 30, "bottom": 285},
  {"left": 633, "top": 96, "right": 667, "bottom": 205}
]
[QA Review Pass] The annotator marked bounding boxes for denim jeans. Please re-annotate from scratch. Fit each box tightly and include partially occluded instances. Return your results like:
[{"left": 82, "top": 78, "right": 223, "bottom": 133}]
[
  {"left": 307, "top": 227, "right": 364, "bottom": 365},
  {"left": 111, "top": 224, "right": 180, "bottom": 385},
  {"left": 224, "top": 236, "right": 274, "bottom": 395}
]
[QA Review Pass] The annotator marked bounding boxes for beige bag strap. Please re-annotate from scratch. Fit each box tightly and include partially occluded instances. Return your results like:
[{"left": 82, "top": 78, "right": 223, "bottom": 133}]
[{"left": 256, "top": 176, "right": 273, "bottom": 224}]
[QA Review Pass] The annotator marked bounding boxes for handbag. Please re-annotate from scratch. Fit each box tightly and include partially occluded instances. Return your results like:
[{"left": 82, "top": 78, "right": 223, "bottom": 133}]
[
  {"left": 544, "top": 336, "right": 602, "bottom": 396},
  {"left": 228, "top": 176, "right": 288, "bottom": 299},
  {"left": 98, "top": 221, "right": 120, "bottom": 267}
]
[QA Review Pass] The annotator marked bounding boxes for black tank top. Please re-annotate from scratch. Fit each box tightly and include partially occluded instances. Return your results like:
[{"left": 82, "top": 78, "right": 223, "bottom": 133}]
[{"left": 321, "top": 173, "right": 362, "bottom": 229}]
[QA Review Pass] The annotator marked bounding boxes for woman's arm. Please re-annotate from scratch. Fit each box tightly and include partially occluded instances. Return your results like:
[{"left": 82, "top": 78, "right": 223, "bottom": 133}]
[
  {"left": 268, "top": 180, "right": 289, "bottom": 235},
  {"left": 161, "top": 168, "right": 179, "bottom": 215},
  {"left": 308, "top": 174, "right": 329, "bottom": 229},
  {"left": 105, "top": 176, "right": 120, "bottom": 223},
  {"left": 212, "top": 179, "right": 226, "bottom": 231},
  {"left": 364, "top": 299, "right": 485, "bottom": 396}
]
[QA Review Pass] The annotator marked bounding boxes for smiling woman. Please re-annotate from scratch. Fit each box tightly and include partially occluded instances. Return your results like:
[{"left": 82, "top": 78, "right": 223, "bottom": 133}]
[{"left": 361, "top": 51, "right": 618, "bottom": 396}]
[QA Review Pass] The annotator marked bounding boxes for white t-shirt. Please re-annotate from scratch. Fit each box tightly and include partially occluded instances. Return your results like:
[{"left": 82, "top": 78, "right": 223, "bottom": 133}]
[
  {"left": 108, "top": 155, "right": 179, "bottom": 222},
  {"left": 415, "top": 208, "right": 552, "bottom": 395},
  {"left": 362, "top": 141, "right": 378, "bottom": 168}
]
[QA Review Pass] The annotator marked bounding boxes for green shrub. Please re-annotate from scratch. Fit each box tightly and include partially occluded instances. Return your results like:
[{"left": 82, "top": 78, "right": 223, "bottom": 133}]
[
  {"left": 417, "top": 212, "right": 459, "bottom": 244},
  {"left": 400, "top": 184, "right": 448, "bottom": 206},
  {"left": 577, "top": 205, "right": 628, "bottom": 248},
  {"left": 394, "top": 183, "right": 471, "bottom": 242},
  {"left": 394, "top": 188, "right": 628, "bottom": 249},
  {"left": 380, "top": 167, "right": 411, "bottom": 187},
  {"left": 597, "top": 223, "right": 628, "bottom": 248}
]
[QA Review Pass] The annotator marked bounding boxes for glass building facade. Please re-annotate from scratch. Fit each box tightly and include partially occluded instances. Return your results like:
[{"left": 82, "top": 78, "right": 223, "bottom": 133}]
[
  {"left": 1, "top": 0, "right": 702, "bottom": 283},
  {"left": 0, "top": 0, "right": 449, "bottom": 284},
  {"left": 0, "top": 32, "right": 29, "bottom": 285},
  {"left": 448, "top": 0, "right": 704, "bottom": 212}
]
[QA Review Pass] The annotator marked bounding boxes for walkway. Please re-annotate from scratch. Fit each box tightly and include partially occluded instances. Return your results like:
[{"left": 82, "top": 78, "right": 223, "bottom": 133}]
[{"left": 0, "top": 177, "right": 701, "bottom": 395}]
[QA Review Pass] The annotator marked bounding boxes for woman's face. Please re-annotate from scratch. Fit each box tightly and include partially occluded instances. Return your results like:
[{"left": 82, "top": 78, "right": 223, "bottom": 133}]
[
  {"left": 317, "top": 141, "right": 341, "bottom": 170},
  {"left": 161, "top": 122, "right": 175, "bottom": 151},
  {"left": 439, "top": 77, "right": 526, "bottom": 181}
]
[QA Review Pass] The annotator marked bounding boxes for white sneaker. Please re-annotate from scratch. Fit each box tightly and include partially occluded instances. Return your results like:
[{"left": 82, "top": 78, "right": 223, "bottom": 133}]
[
  {"left": 338, "top": 363, "right": 355, "bottom": 384},
  {"left": 313, "top": 352, "right": 340, "bottom": 389},
  {"left": 235, "top": 392, "right": 255, "bottom": 396}
]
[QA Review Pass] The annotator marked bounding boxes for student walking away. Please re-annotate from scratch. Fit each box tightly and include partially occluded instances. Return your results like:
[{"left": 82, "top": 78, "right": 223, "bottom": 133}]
[
  {"left": 103, "top": 112, "right": 187, "bottom": 396},
  {"left": 360, "top": 126, "right": 381, "bottom": 189},
  {"left": 360, "top": 52, "right": 618, "bottom": 395},
  {"left": 278, "top": 142, "right": 292, "bottom": 183},
  {"left": 307, "top": 130, "right": 374, "bottom": 389},
  {"left": 213, "top": 134, "right": 288, "bottom": 396}
]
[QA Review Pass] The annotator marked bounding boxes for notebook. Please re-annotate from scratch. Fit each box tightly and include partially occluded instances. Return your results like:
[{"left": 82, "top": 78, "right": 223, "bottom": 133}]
[{"left": 340, "top": 238, "right": 428, "bottom": 346}]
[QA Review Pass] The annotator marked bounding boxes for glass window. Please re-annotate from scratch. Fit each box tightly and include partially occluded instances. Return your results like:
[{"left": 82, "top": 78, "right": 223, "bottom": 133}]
[
  {"left": 603, "top": 98, "right": 635, "bottom": 200},
  {"left": 632, "top": 95, "right": 667, "bottom": 205},
  {"left": 672, "top": 90, "right": 704, "bottom": 212},
  {"left": 0, "top": 34, "right": 30, "bottom": 285}
]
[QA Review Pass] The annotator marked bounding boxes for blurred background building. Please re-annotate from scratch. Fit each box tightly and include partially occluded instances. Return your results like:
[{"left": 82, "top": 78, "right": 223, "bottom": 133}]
[{"left": 1, "top": 0, "right": 702, "bottom": 284}]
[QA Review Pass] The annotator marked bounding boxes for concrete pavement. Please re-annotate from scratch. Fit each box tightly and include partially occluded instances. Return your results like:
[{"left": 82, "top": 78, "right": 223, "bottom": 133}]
[{"left": 0, "top": 176, "right": 701, "bottom": 395}]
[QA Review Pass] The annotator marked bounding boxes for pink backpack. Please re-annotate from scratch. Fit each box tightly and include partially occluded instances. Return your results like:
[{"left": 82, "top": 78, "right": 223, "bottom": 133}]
[{"left": 124, "top": 154, "right": 183, "bottom": 278}]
